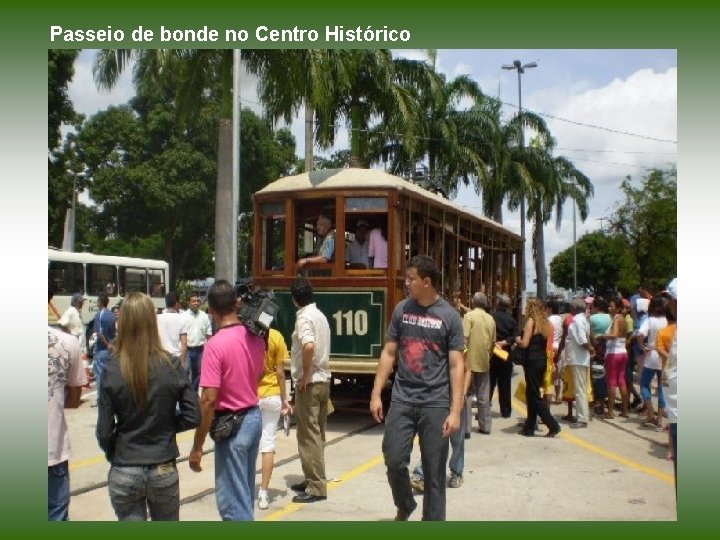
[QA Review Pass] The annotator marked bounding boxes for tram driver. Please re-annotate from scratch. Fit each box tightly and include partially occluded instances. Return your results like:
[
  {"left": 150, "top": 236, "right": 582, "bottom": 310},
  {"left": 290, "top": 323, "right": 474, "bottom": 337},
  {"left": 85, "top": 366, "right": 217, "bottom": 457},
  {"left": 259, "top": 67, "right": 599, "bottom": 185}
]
[{"left": 298, "top": 214, "right": 336, "bottom": 268}]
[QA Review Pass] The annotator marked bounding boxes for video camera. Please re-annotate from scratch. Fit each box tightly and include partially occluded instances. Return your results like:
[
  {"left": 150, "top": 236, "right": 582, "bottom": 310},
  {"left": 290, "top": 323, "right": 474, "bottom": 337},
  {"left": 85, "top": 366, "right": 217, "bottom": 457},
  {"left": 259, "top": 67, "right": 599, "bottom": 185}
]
[{"left": 235, "top": 278, "right": 279, "bottom": 338}]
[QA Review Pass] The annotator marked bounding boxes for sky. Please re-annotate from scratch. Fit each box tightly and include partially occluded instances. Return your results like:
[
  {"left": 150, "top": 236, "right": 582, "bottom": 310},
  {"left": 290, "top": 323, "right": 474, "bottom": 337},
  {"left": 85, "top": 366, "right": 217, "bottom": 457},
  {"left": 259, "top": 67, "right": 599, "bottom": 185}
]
[{"left": 67, "top": 49, "right": 677, "bottom": 292}]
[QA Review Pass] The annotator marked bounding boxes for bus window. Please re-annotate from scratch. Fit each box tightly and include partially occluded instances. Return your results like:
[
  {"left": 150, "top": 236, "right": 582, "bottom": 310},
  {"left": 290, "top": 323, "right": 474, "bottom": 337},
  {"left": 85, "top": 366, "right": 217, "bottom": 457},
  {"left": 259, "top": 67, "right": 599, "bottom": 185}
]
[
  {"left": 87, "top": 263, "right": 117, "bottom": 296},
  {"left": 149, "top": 269, "right": 166, "bottom": 298},
  {"left": 48, "top": 261, "right": 84, "bottom": 294},
  {"left": 121, "top": 267, "right": 147, "bottom": 295},
  {"left": 260, "top": 201, "right": 285, "bottom": 271}
]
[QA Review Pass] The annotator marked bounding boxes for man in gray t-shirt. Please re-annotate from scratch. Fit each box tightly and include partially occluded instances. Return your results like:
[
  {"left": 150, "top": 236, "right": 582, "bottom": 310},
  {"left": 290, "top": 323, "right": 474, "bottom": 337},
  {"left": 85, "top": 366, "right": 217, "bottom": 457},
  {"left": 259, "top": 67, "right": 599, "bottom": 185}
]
[{"left": 371, "top": 255, "right": 465, "bottom": 521}]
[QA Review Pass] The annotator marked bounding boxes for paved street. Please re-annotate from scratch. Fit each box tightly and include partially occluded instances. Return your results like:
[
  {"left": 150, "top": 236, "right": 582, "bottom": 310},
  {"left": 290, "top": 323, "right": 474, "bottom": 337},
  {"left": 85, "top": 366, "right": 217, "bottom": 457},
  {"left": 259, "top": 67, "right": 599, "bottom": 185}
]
[{"left": 66, "top": 370, "right": 676, "bottom": 521}]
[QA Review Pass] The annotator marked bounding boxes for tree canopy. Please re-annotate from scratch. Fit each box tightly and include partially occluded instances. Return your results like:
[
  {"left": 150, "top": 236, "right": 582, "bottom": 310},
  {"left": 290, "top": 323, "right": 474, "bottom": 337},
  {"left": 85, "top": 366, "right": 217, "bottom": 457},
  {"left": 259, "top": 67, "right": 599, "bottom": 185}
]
[
  {"left": 550, "top": 167, "right": 676, "bottom": 295},
  {"left": 61, "top": 75, "right": 296, "bottom": 285},
  {"left": 610, "top": 168, "right": 677, "bottom": 291},
  {"left": 549, "top": 231, "right": 636, "bottom": 295}
]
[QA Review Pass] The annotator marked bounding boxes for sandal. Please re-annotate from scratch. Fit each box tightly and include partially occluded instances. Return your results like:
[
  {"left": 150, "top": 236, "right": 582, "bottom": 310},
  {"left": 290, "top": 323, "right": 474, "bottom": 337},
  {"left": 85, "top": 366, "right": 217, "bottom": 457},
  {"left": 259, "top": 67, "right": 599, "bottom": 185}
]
[{"left": 603, "top": 413, "right": 615, "bottom": 420}]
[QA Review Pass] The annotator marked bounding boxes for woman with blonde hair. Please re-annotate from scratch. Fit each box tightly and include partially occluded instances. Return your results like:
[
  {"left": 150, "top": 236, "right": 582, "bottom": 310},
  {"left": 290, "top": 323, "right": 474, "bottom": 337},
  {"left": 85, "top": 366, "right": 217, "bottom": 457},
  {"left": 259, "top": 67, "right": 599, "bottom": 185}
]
[
  {"left": 515, "top": 297, "right": 561, "bottom": 437},
  {"left": 97, "top": 292, "right": 200, "bottom": 521}
]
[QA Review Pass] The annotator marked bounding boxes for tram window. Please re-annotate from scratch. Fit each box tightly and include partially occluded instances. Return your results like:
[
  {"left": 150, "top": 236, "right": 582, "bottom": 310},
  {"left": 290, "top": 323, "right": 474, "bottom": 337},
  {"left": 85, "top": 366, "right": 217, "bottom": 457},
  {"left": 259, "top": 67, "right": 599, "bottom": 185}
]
[
  {"left": 345, "top": 197, "right": 387, "bottom": 212},
  {"left": 121, "top": 267, "right": 147, "bottom": 295},
  {"left": 148, "top": 269, "right": 166, "bottom": 298},
  {"left": 48, "top": 261, "right": 84, "bottom": 294},
  {"left": 295, "top": 199, "right": 336, "bottom": 276},
  {"left": 260, "top": 201, "right": 286, "bottom": 271}
]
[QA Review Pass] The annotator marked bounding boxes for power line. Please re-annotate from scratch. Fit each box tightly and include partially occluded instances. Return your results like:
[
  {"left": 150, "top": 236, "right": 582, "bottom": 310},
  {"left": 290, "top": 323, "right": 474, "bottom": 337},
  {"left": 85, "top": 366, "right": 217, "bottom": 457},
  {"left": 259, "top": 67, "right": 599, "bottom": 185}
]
[
  {"left": 555, "top": 147, "right": 677, "bottom": 155},
  {"left": 569, "top": 156, "right": 673, "bottom": 170},
  {"left": 502, "top": 101, "right": 677, "bottom": 144}
]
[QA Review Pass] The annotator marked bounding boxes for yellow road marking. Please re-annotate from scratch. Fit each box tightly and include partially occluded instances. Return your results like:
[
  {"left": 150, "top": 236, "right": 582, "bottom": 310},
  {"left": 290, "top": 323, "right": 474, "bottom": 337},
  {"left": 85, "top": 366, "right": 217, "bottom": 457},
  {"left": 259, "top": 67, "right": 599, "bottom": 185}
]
[
  {"left": 511, "top": 397, "right": 673, "bottom": 485},
  {"left": 262, "top": 454, "right": 386, "bottom": 521}
]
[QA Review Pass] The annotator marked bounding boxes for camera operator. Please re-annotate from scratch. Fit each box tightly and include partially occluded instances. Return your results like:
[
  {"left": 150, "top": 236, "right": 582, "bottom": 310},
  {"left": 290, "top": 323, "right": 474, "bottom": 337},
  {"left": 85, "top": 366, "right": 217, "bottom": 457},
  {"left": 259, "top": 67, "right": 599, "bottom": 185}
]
[{"left": 189, "top": 280, "right": 266, "bottom": 521}]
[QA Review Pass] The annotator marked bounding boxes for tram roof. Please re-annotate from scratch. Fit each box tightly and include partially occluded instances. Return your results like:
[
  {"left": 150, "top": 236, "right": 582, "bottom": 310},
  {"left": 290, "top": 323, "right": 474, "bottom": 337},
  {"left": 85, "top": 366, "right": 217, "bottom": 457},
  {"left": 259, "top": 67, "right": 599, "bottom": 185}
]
[{"left": 256, "top": 168, "right": 520, "bottom": 241}]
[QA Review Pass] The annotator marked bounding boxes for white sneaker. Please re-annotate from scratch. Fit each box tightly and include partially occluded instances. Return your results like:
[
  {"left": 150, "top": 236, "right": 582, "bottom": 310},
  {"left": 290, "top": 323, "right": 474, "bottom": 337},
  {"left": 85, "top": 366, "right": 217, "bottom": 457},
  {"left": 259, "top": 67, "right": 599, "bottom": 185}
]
[{"left": 258, "top": 489, "right": 269, "bottom": 510}]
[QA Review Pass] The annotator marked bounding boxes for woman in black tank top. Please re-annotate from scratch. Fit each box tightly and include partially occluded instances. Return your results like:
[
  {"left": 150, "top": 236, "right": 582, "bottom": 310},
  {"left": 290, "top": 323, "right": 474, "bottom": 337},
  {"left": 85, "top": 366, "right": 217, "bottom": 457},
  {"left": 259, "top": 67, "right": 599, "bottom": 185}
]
[{"left": 515, "top": 298, "right": 561, "bottom": 437}]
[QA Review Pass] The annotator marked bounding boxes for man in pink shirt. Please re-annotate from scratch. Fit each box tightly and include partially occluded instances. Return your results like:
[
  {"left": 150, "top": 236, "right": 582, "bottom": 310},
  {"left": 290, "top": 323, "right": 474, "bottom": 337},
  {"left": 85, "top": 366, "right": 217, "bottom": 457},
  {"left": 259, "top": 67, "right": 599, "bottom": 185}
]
[{"left": 189, "top": 280, "right": 266, "bottom": 521}]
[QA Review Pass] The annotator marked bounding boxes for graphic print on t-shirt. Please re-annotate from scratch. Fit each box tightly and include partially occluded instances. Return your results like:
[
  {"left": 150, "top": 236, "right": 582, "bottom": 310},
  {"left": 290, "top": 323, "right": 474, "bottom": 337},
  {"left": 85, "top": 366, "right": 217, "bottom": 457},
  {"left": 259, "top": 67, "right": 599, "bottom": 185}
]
[
  {"left": 48, "top": 331, "right": 71, "bottom": 400},
  {"left": 401, "top": 312, "right": 443, "bottom": 329},
  {"left": 401, "top": 337, "right": 440, "bottom": 373}
]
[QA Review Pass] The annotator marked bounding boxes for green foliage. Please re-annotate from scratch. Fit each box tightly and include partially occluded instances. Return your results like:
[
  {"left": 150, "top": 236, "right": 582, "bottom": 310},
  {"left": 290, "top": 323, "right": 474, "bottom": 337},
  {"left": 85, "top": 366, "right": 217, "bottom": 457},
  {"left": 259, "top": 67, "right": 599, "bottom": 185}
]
[
  {"left": 48, "top": 49, "right": 83, "bottom": 247},
  {"left": 609, "top": 168, "right": 677, "bottom": 291},
  {"left": 549, "top": 231, "right": 635, "bottom": 295},
  {"left": 48, "top": 49, "right": 80, "bottom": 151},
  {"left": 239, "top": 110, "right": 297, "bottom": 212},
  {"left": 70, "top": 72, "right": 295, "bottom": 287}
]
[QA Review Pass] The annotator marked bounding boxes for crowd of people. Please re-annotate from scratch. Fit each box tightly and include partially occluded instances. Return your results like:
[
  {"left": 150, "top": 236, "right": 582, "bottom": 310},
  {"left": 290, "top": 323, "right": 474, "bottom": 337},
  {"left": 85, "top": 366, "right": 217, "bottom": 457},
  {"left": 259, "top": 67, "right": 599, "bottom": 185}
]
[
  {"left": 48, "top": 261, "right": 677, "bottom": 521},
  {"left": 48, "top": 277, "right": 331, "bottom": 521}
]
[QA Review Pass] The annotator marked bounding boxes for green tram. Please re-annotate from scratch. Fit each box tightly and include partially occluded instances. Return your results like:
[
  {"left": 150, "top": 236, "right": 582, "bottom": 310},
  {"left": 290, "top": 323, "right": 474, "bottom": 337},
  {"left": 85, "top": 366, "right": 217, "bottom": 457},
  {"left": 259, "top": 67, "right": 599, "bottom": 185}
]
[{"left": 252, "top": 168, "right": 523, "bottom": 393}]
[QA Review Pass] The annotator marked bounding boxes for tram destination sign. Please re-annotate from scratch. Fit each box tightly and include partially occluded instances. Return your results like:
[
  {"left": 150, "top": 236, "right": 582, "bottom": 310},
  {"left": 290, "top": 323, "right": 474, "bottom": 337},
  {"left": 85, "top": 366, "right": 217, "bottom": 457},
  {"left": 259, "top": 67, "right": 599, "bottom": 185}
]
[{"left": 273, "top": 289, "right": 386, "bottom": 359}]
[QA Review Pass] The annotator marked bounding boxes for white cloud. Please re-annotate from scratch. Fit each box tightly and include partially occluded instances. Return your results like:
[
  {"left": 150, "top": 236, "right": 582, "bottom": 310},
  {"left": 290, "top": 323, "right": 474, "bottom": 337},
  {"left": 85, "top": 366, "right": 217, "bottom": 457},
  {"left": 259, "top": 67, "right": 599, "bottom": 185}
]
[
  {"left": 68, "top": 50, "right": 135, "bottom": 117},
  {"left": 453, "top": 65, "right": 676, "bottom": 291}
]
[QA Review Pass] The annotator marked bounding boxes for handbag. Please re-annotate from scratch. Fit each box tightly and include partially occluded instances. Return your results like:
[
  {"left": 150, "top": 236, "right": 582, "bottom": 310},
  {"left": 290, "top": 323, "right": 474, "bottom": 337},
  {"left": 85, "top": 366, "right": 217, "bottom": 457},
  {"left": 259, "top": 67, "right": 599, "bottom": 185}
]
[
  {"left": 209, "top": 410, "right": 247, "bottom": 442},
  {"left": 510, "top": 345, "right": 527, "bottom": 366}
]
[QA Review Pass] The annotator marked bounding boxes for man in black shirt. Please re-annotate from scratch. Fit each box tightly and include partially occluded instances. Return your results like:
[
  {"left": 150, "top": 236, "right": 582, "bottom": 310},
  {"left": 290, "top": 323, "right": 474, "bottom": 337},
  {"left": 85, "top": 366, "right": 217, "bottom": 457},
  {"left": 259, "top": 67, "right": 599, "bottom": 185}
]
[
  {"left": 370, "top": 255, "right": 465, "bottom": 521},
  {"left": 489, "top": 294, "right": 518, "bottom": 418}
]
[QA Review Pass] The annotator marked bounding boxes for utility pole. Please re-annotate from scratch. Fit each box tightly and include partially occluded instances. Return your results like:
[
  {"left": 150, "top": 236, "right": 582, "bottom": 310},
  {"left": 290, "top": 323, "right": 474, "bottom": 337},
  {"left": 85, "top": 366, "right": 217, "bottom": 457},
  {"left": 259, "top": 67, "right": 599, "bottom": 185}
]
[
  {"left": 598, "top": 217, "right": 607, "bottom": 233},
  {"left": 502, "top": 59, "right": 537, "bottom": 296}
]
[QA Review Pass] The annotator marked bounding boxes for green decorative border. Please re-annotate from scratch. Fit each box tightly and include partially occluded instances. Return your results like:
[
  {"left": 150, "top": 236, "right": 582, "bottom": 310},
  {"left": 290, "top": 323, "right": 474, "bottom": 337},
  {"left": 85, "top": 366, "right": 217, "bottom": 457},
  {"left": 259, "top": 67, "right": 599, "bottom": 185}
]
[{"left": 8, "top": 0, "right": 712, "bottom": 533}]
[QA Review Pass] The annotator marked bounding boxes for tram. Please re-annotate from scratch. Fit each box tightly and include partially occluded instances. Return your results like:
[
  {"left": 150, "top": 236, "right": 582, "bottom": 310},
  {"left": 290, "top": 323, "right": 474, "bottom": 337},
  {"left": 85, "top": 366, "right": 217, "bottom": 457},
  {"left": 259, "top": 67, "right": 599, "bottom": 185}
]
[{"left": 252, "top": 168, "right": 523, "bottom": 389}]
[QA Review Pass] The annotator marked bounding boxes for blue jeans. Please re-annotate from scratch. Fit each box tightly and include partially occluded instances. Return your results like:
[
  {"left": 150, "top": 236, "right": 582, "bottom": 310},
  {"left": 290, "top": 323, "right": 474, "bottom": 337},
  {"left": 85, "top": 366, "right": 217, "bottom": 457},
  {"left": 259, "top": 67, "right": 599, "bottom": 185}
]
[
  {"left": 186, "top": 346, "right": 204, "bottom": 391},
  {"left": 92, "top": 349, "right": 110, "bottom": 391},
  {"left": 448, "top": 400, "right": 467, "bottom": 476},
  {"left": 383, "top": 402, "right": 450, "bottom": 521},
  {"left": 48, "top": 461, "right": 70, "bottom": 521},
  {"left": 640, "top": 368, "right": 666, "bottom": 409},
  {"left": 108, "top": 462, "right": 180, "bottom": 521},
  {"left": 214, "top": 406, "right": 261, "bottom": 521}
]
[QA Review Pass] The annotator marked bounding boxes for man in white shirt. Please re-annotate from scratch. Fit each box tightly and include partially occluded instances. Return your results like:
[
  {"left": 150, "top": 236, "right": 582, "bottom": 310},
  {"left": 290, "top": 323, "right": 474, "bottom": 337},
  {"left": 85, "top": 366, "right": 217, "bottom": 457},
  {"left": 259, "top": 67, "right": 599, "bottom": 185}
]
[
  {"left": 59, "top": 293, "right": 86, "bottom": 350},
  {"left": 48, "top": 286, "right": 87, "bottom": 520},
  {"left": 182, "top": 293, "right": 213, "bottom": 390},
  {"left": 566, "top": 298, "right": 594, "bottom": 428},
  {"left": 289, "top": 277, "right": 331, "bottom": 503},
  {"left": 157, "top": 292, "right": 189, "bottom": 372}
]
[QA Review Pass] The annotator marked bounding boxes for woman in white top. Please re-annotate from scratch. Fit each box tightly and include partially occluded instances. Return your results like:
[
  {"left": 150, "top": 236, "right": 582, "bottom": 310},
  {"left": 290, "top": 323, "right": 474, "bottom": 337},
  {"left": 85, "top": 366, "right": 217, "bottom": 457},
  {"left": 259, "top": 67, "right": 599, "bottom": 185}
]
[
  {"left": 636, "top": 295, "right": 668, "bottom": 427},
  {"left": 598, "top": 296, "right": 629, "bottom": 419}
]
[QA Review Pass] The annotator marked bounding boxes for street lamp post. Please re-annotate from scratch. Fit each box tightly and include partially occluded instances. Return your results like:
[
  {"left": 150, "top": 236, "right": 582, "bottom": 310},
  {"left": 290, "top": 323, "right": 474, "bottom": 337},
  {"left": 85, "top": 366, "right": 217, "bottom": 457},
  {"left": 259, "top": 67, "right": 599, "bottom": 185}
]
[
  {"left": 502, "top": 59, "right": 537, "bottom": 294},
  {"left": 573, "top": 200, "right": 577, "bottom": 293}
]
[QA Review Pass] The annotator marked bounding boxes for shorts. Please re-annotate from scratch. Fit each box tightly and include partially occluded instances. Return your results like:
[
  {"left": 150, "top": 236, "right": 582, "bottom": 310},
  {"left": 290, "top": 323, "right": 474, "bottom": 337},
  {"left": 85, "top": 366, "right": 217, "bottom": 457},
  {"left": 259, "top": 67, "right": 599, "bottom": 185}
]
[
  {"left": 258, "top": 395, "right": 282, "bottom": 453},
  {"left": 605, "top": 352, "right": 628, "bottom": 389}
]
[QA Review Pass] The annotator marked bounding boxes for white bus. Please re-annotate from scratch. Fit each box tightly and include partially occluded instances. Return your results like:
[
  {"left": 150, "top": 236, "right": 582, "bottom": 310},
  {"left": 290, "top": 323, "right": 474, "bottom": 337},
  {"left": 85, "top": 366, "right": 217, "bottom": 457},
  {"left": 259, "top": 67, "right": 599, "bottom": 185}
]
[{"left": 48, "top": 248, "right": 170, "bottom": 325}]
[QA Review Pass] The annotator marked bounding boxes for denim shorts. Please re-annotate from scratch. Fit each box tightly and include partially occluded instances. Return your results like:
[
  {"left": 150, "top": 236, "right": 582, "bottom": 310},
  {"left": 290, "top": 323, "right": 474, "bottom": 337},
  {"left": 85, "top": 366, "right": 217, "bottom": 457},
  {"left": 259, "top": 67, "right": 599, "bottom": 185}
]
[{"left": 108, "top": 461, "right": 179, "bottom": 521}]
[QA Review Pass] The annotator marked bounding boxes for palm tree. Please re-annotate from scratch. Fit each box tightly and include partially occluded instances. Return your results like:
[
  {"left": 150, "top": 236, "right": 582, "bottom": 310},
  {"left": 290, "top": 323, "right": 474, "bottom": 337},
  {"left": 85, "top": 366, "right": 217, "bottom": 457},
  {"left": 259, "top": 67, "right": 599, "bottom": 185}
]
[
  {"left": 368, "top": 67, "right": 489, "bottom": 198},
  {"left": 314, "top": 50, "right": 433, "bottom": 168},
  {"left": 244, "top": 49, "right": 344, "bottom": 172},
  {"left": 470, "top": 99, "right": 549, "bottom": 224},
  {"left": 523, "top": 136, "right": 593, "bottom": 299}
]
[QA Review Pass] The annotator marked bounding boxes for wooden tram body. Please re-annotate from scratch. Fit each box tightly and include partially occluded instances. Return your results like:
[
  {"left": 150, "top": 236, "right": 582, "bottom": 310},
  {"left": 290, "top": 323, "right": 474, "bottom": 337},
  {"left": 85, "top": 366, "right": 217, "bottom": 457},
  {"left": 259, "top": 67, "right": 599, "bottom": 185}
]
[{"left": 252, "top": 168, "right": 523, "bottom": 384}]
